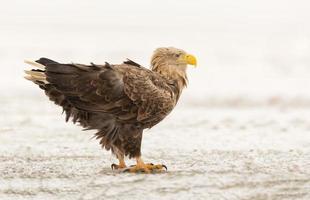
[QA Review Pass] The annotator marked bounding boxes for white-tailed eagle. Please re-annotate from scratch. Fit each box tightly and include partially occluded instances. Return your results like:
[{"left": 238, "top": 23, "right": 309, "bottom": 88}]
[{"left": 24, "top": 47, "right": 197, "bottom": 173}]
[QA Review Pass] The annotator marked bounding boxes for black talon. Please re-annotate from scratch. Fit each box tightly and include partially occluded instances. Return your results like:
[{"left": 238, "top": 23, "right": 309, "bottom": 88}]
[
  {"left": 162, "top": 165, "right": 167, "bottom": 171},
  {"left": 137, "top": 168, "right": 145, "bottom": 173},
  {"left": 123, "top": 168, "right": 130, "bottom": 173},
  {"left": 111, "top": 164, "right": 117, "bottom": 170}
]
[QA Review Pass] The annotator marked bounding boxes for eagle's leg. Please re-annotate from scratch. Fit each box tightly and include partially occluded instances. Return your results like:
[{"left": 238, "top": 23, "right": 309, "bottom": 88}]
[
  {"left": 123, "top": 157, "right": 167, "bottom": 173},
  {"left": 111, "top": 155, "right": 127, "bottom": 170}
]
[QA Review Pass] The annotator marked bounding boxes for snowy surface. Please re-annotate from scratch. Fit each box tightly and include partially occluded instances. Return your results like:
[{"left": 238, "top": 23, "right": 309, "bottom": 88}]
[
  {"left": 1, "top": 0, "right": 310, "bottom": 199},
  {"left": 1, "top": 96, "right": 310, "bottom": 200}
]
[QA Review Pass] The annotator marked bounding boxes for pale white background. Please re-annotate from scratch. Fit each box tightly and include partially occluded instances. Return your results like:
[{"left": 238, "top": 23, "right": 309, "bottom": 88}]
[{"left": 0, "top": 0, "right": 309, "bottom": 103}]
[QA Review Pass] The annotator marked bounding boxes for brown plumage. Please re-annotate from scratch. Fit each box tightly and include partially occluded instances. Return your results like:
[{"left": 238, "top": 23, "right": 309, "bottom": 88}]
[{"left": 24, "top": 47, "right": 197, "bottom": 173}]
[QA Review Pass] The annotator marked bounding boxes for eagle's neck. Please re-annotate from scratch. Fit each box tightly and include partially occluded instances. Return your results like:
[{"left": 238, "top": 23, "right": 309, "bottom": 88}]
[{"left": 151, "top": 62, "right": 188, "bottom": 101}]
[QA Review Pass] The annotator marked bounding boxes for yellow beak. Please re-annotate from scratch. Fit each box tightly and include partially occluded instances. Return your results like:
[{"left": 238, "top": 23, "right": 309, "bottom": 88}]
[{"left": 185, "top": 54, "right": 197, "bottom": 67}]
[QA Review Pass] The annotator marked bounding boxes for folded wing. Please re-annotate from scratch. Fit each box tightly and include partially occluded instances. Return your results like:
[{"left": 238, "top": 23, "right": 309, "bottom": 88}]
[{"left": 25, "top": 58, "right": 175, "bottom": 128}]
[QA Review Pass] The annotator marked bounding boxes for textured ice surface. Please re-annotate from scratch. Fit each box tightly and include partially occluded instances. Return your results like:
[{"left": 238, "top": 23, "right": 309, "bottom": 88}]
[{"left": 0, "top": 96, "right": 310, "bottom": 200}]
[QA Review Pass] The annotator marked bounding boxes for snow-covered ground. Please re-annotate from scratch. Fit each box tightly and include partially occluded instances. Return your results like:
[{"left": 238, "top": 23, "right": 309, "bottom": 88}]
[
  {"left": 1, "top": 0, "right": 310, "bottom": 199},
  {"left": 1, "top": 96, "right": 310, "bottom": 200}
]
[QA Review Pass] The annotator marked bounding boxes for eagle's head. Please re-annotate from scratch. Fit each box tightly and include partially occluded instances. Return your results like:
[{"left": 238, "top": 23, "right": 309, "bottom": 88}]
[
  {"left": 151, "top": 47, "right": 197, "bottom": 69},
  {"left": 151, "top": 47, "right": 197, "bottom": 87}
]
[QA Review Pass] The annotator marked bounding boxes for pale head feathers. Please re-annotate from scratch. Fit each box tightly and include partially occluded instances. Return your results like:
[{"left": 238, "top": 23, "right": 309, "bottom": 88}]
[{"left": 151, "top": 47, "right": 190, "bottom": 88}]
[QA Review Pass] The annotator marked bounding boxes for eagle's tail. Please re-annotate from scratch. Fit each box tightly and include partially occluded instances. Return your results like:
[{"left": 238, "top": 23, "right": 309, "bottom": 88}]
[
  {"left": 24, "top": 58, "right": 61, "bottom": 84},
  {"left": 24, "top": 58, "right": 90, "bottom": 124},
  {"left": 24, "top": 59, "right": 48, "bottom": 84}
]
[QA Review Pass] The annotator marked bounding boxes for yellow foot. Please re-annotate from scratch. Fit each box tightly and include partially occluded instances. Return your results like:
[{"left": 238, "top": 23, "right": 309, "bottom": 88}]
[
  {"left": 123, "top": 163, "right": 167, "bottom": 173},
  {"left": 111, "top": 163, "right": 127, "bottom": 170}
]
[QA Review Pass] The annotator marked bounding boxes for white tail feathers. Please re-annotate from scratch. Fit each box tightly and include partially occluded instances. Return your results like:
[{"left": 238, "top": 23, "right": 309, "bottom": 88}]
[
  {"left": 24, "top": 60, "right": 48, "bottom": 83},
  {"left": 24, "top": 60, "right": 46, "bottom": 69}
]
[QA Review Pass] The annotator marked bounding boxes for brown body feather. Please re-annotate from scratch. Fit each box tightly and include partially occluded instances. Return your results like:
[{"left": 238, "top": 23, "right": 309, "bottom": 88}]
[{"left": 27, "top": 56, "right": 184, "bottom": 159}]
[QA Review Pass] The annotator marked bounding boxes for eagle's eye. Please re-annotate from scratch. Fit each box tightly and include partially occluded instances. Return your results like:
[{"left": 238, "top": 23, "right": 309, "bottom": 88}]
[{"left": 175, "top": 54, "right": 181, "bottom": 58}]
